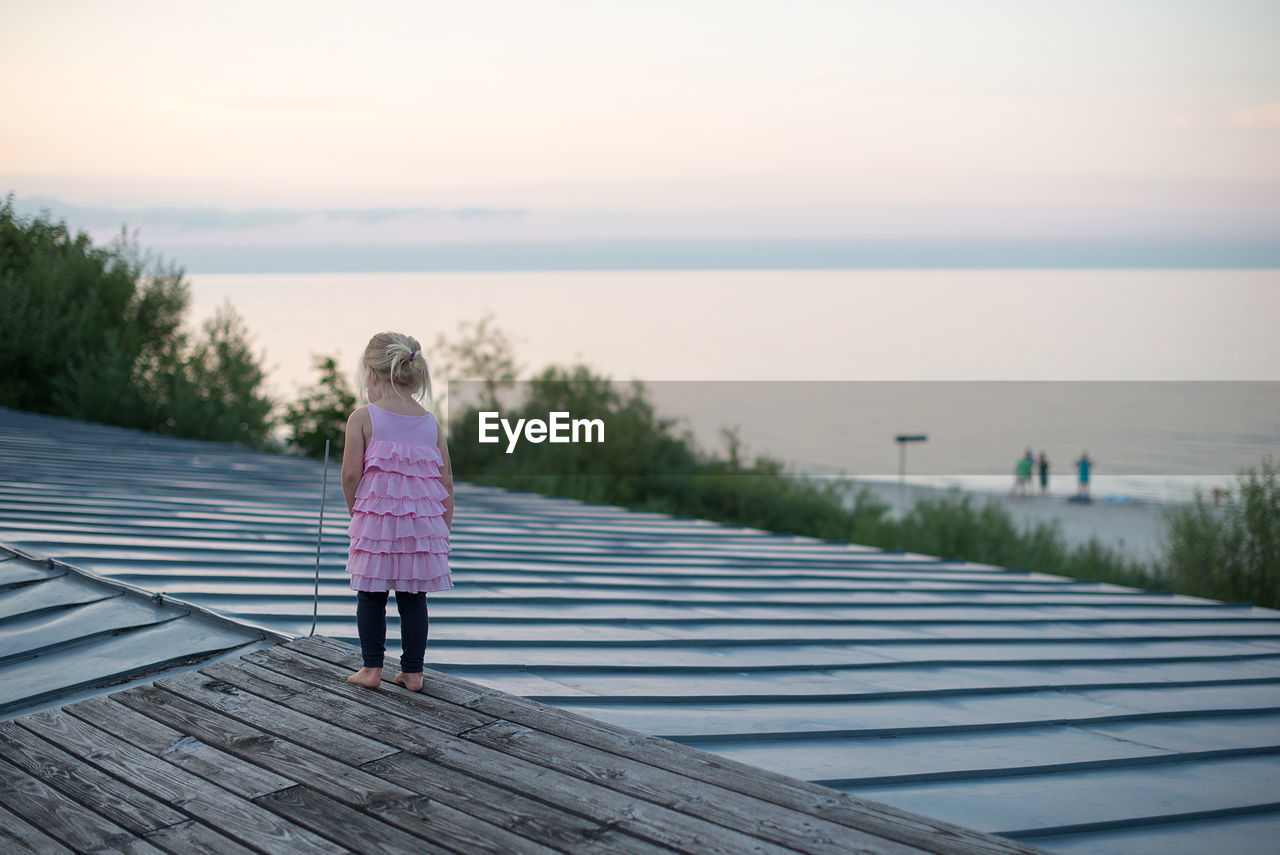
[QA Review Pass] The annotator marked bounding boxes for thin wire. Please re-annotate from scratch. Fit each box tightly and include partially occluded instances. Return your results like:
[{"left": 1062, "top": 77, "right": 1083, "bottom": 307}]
[{"left": 310, "top": 439, "right": 330, "bottom": 637}]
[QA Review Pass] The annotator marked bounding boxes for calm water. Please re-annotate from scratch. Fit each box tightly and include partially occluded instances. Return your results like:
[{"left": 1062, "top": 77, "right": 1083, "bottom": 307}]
[{"left": 188, "top": 269, "right": 1280, "bottom": 502}]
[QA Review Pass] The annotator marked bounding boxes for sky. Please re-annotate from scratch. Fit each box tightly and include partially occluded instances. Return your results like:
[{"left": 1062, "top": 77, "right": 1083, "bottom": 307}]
[{"left": 3, "top": 0, "right": 1279, "bottom": 266}]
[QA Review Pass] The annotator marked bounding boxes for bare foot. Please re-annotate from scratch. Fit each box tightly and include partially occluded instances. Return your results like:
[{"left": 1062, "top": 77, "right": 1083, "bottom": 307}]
[
  {"left": 347, "top": 667, "right": 382, "bottom": 688},
  {"left": 394, "top": 672, "right": 423, "bottom": 692}
]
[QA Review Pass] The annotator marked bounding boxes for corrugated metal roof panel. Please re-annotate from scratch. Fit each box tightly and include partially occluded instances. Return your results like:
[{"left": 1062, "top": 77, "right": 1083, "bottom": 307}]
[
  {"left": 3, "top": 405, "right": 1279, "bottom": 854},
  {"left": 0, "top": 547, "right": 281, "bottom": 719}
]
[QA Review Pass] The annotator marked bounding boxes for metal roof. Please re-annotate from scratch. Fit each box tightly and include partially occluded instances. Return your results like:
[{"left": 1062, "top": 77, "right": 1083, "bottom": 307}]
[
  {"left": 0, "top": 546, "right": 281, "bottom": 719},
  {"left": 2, "top": 405, "right": 1279, "bottom": 854}
]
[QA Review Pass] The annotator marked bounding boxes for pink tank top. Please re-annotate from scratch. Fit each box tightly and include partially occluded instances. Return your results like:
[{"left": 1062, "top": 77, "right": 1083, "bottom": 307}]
[{"left": 367, "top": 403, "right": 438, "bottom": 448}]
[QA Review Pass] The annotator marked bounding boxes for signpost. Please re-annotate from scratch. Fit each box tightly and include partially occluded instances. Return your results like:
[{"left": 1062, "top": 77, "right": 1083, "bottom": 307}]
[{"left": 895, "top": 434, "right": 928, "bottom": 516}]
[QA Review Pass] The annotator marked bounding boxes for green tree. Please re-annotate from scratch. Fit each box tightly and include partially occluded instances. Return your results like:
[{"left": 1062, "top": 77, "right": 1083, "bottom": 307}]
[
  {"left": 164, "top": 303, "right": 275, "bottom": 448},
  {"left": 1, "top": 195, "right": 276, "bottom": 447},
  {"left": 284, "top": 354, "right": 357, "bottom": 458},
  {"left": 432, "top": 312, "right": 521, "bottom": 412},
  {"left": 1, "top": 198, "right": 184, "bottom": 416}
]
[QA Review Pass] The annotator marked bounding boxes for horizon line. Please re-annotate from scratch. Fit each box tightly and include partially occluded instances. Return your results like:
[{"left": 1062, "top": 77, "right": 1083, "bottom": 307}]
[{"left": 160, "top": 238, "right": 1280, "bottom": 275}]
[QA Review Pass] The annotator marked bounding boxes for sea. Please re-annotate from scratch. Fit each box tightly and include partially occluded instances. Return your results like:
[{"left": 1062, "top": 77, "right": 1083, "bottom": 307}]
[{"left": 187, "top": 268, "right": 1280, "bottom": 505}]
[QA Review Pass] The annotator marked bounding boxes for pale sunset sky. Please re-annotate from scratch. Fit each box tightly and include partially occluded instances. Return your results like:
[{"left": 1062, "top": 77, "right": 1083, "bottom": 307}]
[
  {"left": 4, "top": 1, "right": 1277, "bottom": 476},
  {"left": 3, "top": 0, "right": 1278, "bottom": 261}
]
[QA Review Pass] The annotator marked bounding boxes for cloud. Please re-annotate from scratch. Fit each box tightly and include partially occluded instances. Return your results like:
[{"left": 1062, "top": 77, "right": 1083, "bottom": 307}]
[
  {"left": 11, "top": 196, "right": 527, "bottom": 233},
  {"left": 320, "top": 207, "right": 525, "bottom": 226},
  {"left": 1230, "top": 103, "right": 1280, "bottom": 129}
]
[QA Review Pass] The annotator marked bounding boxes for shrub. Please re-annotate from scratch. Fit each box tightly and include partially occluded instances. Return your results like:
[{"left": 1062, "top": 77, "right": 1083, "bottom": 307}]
[{"left": 1164, "top": 456, "right": 1280, "bottom": 608}]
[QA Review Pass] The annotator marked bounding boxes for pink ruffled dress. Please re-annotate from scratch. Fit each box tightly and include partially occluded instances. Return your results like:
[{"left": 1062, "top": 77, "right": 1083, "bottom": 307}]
[{"left": 346, "top": 404, "right": 452, "bottom": 593}]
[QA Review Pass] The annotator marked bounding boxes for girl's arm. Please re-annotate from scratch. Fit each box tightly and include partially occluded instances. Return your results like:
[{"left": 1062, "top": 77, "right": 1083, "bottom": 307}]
[
  {"left": 341, "top": 407, "right": 371, "bottom": 514},
  {"left": 436, "top": 424, "right": 454, "bottom": 530}
]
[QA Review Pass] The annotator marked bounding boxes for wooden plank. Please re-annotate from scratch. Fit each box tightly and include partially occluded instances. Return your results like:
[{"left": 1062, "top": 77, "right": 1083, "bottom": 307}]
[
  {"left": 152, "top": 669, "right": 396, "bottom": 767},
  {"left": 0, "top": 803, "right": 75, "bottom": 855},
  {"left": 64, "top": 695, "right": 295, "bottom": 800},
  {"left": 109, "top": 682, "right": 414, "bottom": 810},
  {"left": 364, "top": 751, "right": 724, "bottom": 855},
  {"left": 241, "top": 643, "right": 498, "bottom": 735},
  {"left": 200, "top": 659, "right": 669, "bottom": 855},
  {"left": 298, "top": 634, "right": 1052, "bottom": 855},
  {"left": 0, "top": 720, "right": 187, "bottom": 836},
  {"left": 196, "top": 657, "right": 486, "bottom": 751},
  {"left": 410, "top": 738, "right": 805, "bottom": 855},
  {"left": 253, "top": 786, "right": 464, "bottom": 855},
  {"left": 461, "top": 719, "right": 927, "bottom": 855},
  {"left": 241, "top": 646, "right": 922, "bottom": 855},
  {"left": 129, "top": 657, "right": 661, "bottom": 855},
  {"left": 138, "top": 820, "right": 261, "bottom": 855},
  {"left": 252, "top": 783, "right": 448, "bottom": 855},
  {"left": 201, "top": 651, "right": 828, "bottom": 855},
  {"left": 18, "top": 707, "right": 345, "bottom": 855},
  {"left": 0, "top": 756, "right": 166, "bottom": 855}
]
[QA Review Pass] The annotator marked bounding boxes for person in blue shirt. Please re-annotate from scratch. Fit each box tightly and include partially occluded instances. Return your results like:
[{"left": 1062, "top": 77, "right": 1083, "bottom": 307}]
[
  {"left": 1012, "top": 448, "right": 1034, "bottom": 497},
  {"left": 1075, "top": 451, "right": 1093, "bottom": 500}
]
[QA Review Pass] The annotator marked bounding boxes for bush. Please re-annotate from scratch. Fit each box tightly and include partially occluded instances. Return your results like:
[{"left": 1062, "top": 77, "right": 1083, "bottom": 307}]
[
  {"left": 449, "top": 364, "right": 699, "bottom": 506},
  {"left": 441, "top": 351, "right": 1155, "bottom": 590},
  {"left": 1164, "top": 456, "right": 1280, "bottom": 608},
  {"left": 867, "top": 490, "right": 1155, "bottom": 588}
]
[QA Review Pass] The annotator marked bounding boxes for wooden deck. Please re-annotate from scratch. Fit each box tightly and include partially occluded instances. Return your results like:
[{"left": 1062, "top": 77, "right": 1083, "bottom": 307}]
[{"left": 0, "top": 635, "right": 1050, "bottom": 855}]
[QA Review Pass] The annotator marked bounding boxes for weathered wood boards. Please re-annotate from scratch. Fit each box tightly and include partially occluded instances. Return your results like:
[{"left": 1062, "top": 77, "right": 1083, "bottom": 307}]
[{"left": 0, "top": 636, "right": 1051, "bottom": 855}]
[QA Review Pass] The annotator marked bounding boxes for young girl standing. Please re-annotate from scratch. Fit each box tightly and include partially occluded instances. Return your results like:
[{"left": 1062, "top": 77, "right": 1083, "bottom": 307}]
[{"left": 341, "top": 332, "right": 453, "bottom": 691}]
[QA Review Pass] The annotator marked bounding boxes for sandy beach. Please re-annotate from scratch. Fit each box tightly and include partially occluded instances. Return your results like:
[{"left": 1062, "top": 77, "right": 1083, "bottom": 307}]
[{"left": 850, "top": 479, "right": 1171, "bottom": 565}]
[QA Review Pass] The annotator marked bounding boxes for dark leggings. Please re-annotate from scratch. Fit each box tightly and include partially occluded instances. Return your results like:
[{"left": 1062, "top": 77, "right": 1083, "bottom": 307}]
[{"left": 356, "top": 590, "right": 428, "bottom": 673}]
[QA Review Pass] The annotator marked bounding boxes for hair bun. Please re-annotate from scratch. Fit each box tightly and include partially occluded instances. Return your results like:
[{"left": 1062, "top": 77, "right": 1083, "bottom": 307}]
[{"left": 362, "top": 331, "right": 433, "bottom": 408}]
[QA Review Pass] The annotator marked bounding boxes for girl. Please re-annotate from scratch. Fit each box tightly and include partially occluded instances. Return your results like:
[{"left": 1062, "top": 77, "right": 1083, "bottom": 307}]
[{"left": 341, "top": 331, "right": 453, "bottom": 692}]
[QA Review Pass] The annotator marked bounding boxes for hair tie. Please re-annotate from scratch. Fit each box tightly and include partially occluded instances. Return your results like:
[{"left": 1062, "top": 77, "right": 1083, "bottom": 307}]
[{"left": 408, "top": 350, "right": 416, "bottom": 362}]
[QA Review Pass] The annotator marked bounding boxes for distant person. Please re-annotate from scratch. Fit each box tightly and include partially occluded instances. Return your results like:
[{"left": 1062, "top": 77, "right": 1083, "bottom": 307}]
[
  {"left": 342, "top": 331, "right": 454, "bottom": 693},
  {"left": 1012, "top": 447, "right": 1034, "bottom": 497},
  {"left": 1075, "top": 451, "right": 1093, "bottom": 501},
  {"left": 1037, "top": 451, "right": 1050, "bottom": 495}
]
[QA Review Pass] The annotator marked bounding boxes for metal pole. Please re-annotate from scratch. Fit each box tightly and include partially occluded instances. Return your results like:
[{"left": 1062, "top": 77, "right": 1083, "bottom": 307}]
[
  {"left": 899, "top": 440, "right": 906, "bottom": 516},
  {"left": 894, "top": 435, "right": 927, "bottom": 519},
  {"left": 310, "top": 439, "right": 330, "bottom": 637}
]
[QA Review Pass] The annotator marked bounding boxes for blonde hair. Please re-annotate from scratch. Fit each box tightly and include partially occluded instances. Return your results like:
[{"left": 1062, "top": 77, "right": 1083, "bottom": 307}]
[{"left": 359, "top": 331, "right": 436, "bottom": 411}]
